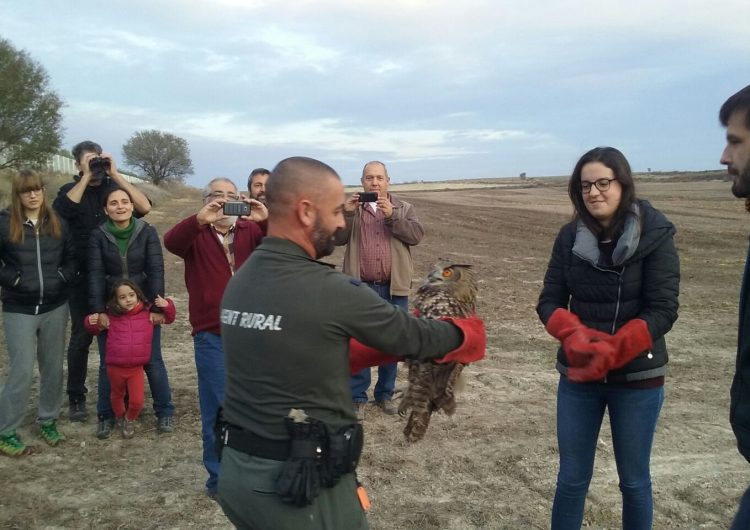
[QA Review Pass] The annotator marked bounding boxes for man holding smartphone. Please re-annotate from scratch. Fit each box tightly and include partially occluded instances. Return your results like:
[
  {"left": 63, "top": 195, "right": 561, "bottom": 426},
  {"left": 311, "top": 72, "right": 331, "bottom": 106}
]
[
  {"left": 334, "top": 161, "right": 424, "bottom": 420},
  {"left": 163, "top": 177, "right": 267, "bottom": 498}
]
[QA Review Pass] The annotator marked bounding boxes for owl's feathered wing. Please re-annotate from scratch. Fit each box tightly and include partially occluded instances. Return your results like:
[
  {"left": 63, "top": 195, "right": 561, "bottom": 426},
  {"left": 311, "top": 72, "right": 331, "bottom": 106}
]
[{"left": 399, "top": 263, "right": 477, "bottom": 443}]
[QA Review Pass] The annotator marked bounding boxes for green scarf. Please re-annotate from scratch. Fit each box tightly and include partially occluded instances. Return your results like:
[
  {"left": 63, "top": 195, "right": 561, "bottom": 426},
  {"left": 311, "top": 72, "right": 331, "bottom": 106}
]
[{"left": 106, "top": 218, "right": 136, "bottom": 255}]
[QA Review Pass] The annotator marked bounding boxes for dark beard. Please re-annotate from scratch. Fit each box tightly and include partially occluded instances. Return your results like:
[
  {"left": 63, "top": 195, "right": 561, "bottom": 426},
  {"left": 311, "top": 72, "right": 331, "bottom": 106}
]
[
  {"left": 731, "top": 164, "right": 750, "bottom": 198},
  {"left": 312, "top": 221, "right": 335, "bottom": 259}
]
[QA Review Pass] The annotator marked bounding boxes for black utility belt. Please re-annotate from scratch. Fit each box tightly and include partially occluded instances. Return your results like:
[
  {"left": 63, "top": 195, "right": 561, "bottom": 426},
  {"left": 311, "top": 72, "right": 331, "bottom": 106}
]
[
  {"left": 221, "top": 418, "right": 364, "bottom": 507},
  {"left": 223, "top": 426, "right": 290, "bottom": 461},
  {"left": 223, "top": 423, "right": 363, "bottom": 469}
]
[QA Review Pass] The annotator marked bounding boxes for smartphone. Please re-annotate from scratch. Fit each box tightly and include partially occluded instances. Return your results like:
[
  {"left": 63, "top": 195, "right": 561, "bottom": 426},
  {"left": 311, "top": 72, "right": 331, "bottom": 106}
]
[
  {"left": 358, "top": 192, "right": 379, "bottom": 203},
  {"left": 222, "top": 201, "right": 251, "bottom": 216}
]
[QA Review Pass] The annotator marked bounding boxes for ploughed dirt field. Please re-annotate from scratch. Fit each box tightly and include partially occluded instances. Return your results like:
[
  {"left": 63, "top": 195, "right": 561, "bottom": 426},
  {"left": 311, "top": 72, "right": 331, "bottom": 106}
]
[{"left": 1, "top": 177, "right": 749, "bottom": 529}]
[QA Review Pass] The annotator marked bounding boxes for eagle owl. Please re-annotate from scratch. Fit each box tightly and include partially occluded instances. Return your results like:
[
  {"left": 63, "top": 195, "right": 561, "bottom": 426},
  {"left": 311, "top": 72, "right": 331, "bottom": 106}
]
[{"left": 399, "top": 259, "right": 478, "bottom": 443}]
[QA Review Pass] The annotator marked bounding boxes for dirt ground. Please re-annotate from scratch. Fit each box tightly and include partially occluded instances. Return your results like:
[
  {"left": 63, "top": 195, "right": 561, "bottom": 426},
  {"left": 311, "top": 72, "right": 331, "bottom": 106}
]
[{"left": 1, "top": 177, "right": 749, "bottom": 529}]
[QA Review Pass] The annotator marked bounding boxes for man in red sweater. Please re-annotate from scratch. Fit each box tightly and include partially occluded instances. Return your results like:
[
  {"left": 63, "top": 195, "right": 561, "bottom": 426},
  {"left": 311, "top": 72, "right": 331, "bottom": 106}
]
[{"left": 164, "top": 177, "right": 267, "bottom": 498}]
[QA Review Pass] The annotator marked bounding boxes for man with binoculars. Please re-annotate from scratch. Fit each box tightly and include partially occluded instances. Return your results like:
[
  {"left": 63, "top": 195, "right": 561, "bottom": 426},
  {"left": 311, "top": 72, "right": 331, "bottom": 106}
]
[{"left": 53, "top": 140, "right": 152, "bottom": 425}]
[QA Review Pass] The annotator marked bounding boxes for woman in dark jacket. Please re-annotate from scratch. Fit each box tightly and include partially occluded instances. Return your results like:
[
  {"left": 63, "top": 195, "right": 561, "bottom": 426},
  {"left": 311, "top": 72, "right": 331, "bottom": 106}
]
[
  {"left": 537, "top": 147, "right": 680, "bottom": 529},
  {"left": 0, "top": 170, "right": 75, "bottom": 456},
  {"left": 88, "top": 187, "right": 174, "bottom": 439}
]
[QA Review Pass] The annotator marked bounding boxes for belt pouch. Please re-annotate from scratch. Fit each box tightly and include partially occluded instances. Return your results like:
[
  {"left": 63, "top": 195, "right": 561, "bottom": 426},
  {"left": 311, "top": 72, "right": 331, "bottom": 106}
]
[
  {"left": 213, "top": 406, "right": 229, "bottom": 462},
  {"left": 324, "top": 423, "right": 364, "bottom": 485},
  {"left": 275, "top": 412, "right": 326, "bottom": 506}
]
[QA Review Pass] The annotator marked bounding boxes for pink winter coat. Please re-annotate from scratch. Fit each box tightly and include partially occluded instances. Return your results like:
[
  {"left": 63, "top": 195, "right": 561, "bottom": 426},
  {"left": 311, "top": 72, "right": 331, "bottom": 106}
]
[{"left": 84, "top": 300, "right": 176, "bottom": 367}]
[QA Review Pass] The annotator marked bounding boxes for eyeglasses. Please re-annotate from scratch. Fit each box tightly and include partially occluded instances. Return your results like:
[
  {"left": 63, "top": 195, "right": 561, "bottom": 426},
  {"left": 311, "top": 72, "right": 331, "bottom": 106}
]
[
  {"left": 19, "top": 187, "right": 44, "bottom": 197},
  {"left": 205, "top": 191, "right": 239, "bottom": 201},
  {"left": 581, "top": 178, "right": 616, "bottom": 194}
]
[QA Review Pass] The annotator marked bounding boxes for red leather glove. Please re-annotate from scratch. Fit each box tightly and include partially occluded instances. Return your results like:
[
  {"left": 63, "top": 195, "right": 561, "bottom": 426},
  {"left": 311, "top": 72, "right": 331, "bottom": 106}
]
[
  {"left": 546, "top": 308, "right": 610, "bottom": 367},
  {"left": 348, "top": 339, "right": 402, "bottom": 375},
  {"left": 545, "top": 308, "right": 583, "bottom": 341},
  {"left": 565, "top": 340, "right": 618, "bottom": 382},
  {"left": 565, "top": 319, "right": 652, "bottom": 382},
  {"left": 563, "top": 328, "right": 613, "bottom": 367},
  {"left": 434, "top": 315, "right": 486, "bottom": 364},
  {"left": 604, "top": 319, "right": 653, "bottom": 370}
]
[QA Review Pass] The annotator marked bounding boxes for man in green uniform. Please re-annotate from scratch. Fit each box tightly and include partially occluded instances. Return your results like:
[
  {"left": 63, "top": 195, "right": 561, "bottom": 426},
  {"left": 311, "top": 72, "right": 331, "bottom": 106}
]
[{"left": 217, "top": 156, "right": 485, "bottom": 529}]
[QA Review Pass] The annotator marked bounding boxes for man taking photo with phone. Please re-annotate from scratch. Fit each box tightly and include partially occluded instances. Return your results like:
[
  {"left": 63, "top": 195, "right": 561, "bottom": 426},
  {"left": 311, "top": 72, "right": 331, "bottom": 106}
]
[
  {"left": 334, "top": 161, "right": 424, "bottom": 420},
  {"left": 164, "top": 177, "right": 266, "bottom": 498}
]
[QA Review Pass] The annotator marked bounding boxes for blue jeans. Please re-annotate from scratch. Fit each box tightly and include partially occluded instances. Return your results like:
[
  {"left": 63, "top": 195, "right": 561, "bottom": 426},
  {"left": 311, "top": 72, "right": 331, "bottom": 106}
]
[
  {"left": 96, "top": 326, "right": 174, "bottom": 420},
  {"left": 194, "top": 331, "right": 226, "bottom": 494},
  {"left": 552, "top": 376, "right": 664, "bottom": 530},
  {"left": 732, "top": 483, "right": 750, "bottom": 529},
  {"left": 350, "top": 282, "right": 408, "bottom": 403}
]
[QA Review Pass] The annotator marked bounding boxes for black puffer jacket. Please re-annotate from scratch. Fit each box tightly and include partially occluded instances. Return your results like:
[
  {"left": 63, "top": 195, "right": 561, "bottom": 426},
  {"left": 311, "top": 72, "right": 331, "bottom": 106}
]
[
  {"left": 0, "top": 210, "right": 76, "bottom": 315},
  {"left": 53, "top": 176, "right": 146, "bottom": 276},
  {"left": 731, "top": 247, "right": 750, "bottom": 462},
  {"left": 87, "top": 218, "right": 165, "bottom": 314},
  {"left": 537, "top": 199, "right": 680, "bottom": 381}
]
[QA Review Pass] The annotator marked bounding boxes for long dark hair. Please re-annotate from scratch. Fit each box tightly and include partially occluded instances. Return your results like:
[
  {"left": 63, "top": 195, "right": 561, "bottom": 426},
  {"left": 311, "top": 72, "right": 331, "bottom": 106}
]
[
  {"left": 9, "top": 169, "right": 62, "bottom": 244},
  {"left": 568, "top": 146, "right": 637, "bottom": 239},
  {"left": 107, "top": 279, "right": 148, "bottom": 316}
]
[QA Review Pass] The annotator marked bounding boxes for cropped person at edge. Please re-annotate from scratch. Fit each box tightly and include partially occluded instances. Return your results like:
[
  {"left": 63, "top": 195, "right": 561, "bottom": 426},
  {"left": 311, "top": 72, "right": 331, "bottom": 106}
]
[{"left": 720, "top": 84, "right": 750, "bottom": 530}]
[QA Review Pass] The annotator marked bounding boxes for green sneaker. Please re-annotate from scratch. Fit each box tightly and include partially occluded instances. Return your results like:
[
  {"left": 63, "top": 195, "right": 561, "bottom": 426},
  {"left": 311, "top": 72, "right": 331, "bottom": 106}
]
[
  {"left": 0, "top": 432, "right": 27, "bottom": 456},
  {"left": 39, "top": 420, "right": 65, "bottom": 447}
]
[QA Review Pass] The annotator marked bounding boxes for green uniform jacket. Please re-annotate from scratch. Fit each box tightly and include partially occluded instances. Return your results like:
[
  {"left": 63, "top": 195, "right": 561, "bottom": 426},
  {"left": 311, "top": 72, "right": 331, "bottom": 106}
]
[{"left": 220, "top": 237, "right": 461, "bottom": 439}]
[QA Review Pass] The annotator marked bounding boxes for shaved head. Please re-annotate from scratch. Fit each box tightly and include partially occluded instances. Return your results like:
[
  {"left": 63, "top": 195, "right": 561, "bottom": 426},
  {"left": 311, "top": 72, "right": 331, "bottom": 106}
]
[
  {"left": 266, "top": 156, "right": 341, "bottom": 218},
  {"left": 265, "top": 156, "right": 346, "bottom": 258}
]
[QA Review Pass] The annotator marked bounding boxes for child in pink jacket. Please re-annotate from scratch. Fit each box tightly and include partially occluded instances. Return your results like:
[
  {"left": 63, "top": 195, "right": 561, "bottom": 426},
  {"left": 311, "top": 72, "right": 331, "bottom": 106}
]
[{"left": 85, "top": 279, "right": 176, "bottom": 439}]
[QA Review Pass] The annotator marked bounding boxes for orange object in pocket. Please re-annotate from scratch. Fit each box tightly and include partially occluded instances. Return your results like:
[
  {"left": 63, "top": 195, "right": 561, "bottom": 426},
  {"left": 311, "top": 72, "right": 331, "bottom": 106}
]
[{"left": 356, "top": 485, "right": 371, "bottom": 511}]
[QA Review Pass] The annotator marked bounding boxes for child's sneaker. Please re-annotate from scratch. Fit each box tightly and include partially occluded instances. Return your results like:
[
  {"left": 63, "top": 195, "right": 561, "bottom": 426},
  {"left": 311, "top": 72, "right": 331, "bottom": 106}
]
[
  {"left": 121, "top": 419, "right": 135, "bottom": 439},
  {"left": 39, "top": 420, "right": 65, "bottom": 446},
  {"left": 0, "top": 432, "right": 27, "bottom": 456}
]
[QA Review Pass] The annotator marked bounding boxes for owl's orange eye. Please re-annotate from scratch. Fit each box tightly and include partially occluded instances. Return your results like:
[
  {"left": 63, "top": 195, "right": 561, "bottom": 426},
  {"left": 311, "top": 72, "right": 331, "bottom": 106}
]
[{"left": 442, "top": 269, "right": 453, "bottom": 278}]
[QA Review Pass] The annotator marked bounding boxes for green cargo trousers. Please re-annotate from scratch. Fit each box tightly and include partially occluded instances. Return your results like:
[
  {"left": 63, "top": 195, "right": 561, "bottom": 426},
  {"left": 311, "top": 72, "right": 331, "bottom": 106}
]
[{"left": 217, "top": 446, "right": 369, "bottom": 530}]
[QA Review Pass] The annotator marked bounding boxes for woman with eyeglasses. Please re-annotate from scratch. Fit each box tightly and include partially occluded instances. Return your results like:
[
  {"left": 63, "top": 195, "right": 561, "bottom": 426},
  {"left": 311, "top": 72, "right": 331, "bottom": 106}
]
[
  {"left": 537, "top": 146, "right": 680, "bottom": 529},
  {"left": 0, "top": 170, "right": 76, "bottom": 456}
]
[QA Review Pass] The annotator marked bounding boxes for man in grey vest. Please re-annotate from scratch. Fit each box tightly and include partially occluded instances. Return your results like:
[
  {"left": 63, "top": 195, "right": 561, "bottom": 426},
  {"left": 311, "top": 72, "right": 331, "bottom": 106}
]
[{"left": 334, "top": 161, "right": 423, "bottom": 420}]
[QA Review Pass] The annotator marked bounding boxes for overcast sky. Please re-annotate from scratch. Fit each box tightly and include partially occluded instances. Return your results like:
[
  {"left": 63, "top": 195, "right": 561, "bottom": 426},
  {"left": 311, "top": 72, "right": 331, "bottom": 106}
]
[{"left": 2, "top": 0, "right": 749, "bottom": 187}]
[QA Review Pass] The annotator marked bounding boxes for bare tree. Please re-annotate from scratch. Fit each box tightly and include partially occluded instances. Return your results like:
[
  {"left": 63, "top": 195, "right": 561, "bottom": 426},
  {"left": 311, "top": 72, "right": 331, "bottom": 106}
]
[
  {"left": 122, "top": 130, "right": 194, "bottom": 185},
  {"left": 0, "top": 37, "right": 64, "bottom": 169}
]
